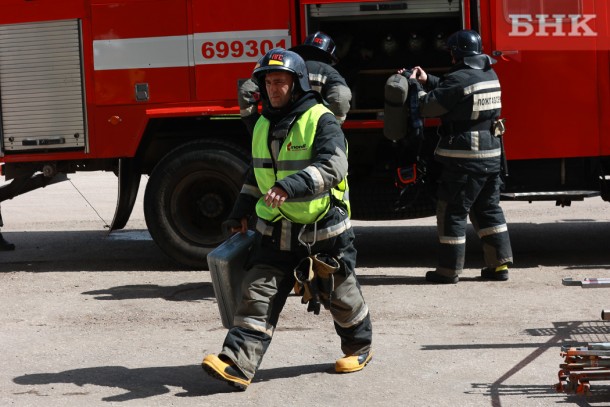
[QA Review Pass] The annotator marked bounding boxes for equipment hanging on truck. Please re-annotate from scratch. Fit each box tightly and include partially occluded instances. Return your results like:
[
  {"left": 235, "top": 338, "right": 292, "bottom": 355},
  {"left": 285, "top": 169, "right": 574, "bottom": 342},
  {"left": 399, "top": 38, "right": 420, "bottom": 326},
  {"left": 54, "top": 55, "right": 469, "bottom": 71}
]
[{"left": 1, "top": 0, "right": 609, "bottom": 268}]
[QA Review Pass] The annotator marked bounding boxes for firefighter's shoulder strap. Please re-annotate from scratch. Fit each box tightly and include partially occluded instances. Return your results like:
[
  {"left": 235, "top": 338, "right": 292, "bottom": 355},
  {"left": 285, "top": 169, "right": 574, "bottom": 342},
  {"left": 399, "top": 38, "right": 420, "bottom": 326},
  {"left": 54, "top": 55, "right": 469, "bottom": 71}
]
[{"left": 407, "top": 80, "right": 423, "bottom": 140}]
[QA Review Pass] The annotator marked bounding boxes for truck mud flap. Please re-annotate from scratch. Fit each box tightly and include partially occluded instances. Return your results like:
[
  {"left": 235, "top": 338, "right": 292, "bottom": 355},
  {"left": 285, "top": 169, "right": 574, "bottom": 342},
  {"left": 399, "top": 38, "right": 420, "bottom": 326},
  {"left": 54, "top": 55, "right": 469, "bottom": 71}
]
[{"left": 110, "top": 158, "right": 141, "bottom": 231}]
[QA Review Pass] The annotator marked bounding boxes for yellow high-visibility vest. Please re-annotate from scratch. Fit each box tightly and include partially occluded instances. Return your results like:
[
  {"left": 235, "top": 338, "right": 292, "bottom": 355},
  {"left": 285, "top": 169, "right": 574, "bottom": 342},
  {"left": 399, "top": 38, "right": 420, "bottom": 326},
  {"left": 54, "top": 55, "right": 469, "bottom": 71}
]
[{"left": 252, "top": 104, "right": 349, "bottom": 224}]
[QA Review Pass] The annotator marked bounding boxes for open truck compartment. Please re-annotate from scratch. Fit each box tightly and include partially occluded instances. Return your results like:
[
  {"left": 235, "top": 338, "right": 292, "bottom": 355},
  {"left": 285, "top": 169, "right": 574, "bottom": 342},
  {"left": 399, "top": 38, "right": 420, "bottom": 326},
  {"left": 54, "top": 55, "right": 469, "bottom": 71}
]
[
  {"left": 302, "top": 0, "right": 462, "bottom": 119},
  {"left": 299, "top": 1, "right": 463, "bottom": 220}
]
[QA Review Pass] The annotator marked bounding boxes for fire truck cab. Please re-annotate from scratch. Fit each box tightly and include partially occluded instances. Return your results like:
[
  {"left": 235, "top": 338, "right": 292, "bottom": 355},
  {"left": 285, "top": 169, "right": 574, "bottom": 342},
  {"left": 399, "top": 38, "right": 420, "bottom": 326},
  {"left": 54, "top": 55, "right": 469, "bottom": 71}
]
[{"left": 1, "top": 0, "right": 609, "bottom": 267}]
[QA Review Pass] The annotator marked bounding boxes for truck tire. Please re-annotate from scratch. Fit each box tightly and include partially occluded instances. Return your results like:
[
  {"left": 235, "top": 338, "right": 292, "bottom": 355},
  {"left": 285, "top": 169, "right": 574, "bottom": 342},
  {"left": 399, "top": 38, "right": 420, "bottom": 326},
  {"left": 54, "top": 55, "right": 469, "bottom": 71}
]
[{"left": 144, "top": 140, "right": 249, "bottom": 269}]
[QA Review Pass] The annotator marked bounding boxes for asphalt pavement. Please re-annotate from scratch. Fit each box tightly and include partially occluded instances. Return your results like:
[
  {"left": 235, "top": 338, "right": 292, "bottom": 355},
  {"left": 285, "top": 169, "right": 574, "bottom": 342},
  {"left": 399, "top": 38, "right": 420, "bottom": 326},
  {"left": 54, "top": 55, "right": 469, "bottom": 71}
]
[{"left": 2, "top": 172, "right": 610, "bottom": 406}]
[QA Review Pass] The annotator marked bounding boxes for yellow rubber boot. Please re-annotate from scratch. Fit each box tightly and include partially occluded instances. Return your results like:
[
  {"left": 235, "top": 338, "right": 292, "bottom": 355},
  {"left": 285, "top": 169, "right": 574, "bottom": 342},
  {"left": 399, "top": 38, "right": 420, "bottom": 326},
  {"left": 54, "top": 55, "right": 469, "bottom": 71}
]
[
  {"left": 202, "top": 354, "right": 251, "bottom": 391},
  {"left": 335, "top": 351, "right": 373, "bottom": 373},
  {"left": 480, "top": 264, "right": 509, "bottom": 281}
]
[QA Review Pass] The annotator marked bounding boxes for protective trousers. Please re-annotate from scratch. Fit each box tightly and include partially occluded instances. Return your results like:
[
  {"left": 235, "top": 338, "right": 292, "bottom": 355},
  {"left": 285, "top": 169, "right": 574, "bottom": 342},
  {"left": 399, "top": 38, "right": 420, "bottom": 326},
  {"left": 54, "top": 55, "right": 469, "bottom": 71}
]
[
  {"left": 218, "top": 227, "right": 372, "bottom": 380},
  {"left": 435, "top": 171, "right": 513, "bottom": 277}
]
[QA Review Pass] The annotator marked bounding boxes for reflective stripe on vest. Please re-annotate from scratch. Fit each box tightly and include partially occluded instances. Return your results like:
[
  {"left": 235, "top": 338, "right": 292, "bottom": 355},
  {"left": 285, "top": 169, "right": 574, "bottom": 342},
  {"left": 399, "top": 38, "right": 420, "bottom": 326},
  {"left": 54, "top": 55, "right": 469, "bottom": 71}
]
[
  {"left": 252, "top": 104, "right": 348, "bottom": 224},
  {"left": 464, "top": 80, "right": 501, "bottom": 120}
]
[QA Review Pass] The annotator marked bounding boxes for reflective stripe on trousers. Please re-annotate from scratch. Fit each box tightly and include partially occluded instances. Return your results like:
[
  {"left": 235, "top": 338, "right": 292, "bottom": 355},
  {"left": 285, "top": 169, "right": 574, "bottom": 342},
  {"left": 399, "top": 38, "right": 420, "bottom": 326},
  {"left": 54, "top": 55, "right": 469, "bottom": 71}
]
[
  {"left": 436, "top": 171, "right": 513, "bottom": 276},
  {"left": 218, "top": 228, "right": 372, "bottom": 379}
]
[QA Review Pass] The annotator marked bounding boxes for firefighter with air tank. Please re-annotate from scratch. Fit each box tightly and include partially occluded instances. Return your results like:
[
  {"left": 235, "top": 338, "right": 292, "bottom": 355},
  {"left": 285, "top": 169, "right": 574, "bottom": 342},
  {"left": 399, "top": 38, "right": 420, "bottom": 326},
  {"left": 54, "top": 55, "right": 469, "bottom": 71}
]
[
  {"left": 402, "top": 30, "right": 514, "bottom": 284},
  {"left": 238, "top": 31, "right": 352, "bottom": 134}
]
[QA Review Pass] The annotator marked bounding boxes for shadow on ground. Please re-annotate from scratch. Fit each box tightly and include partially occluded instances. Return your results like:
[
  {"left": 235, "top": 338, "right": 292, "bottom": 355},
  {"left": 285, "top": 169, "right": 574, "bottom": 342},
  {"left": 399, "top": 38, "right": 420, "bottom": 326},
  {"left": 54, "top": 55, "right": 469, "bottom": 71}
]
[
  {"left": 423, "top": 320, "right": 610, "bottom": 407},
  {"left": 2, "top": 220, "right": 610, "bottom": 272},
  {"left": 13, "top": 362, "right": 331, "bottom": 401}
]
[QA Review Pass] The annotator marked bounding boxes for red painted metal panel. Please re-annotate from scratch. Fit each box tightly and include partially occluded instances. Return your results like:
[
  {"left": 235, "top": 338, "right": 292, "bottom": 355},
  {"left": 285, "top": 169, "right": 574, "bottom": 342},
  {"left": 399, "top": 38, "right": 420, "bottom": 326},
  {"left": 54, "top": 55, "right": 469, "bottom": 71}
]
[
  {"left": 0, "top": 0, "right": 85, "bottom": 24},
  {"left": 93, "top": 67, "right": 191, "bottom": 105},
  {"left": 90, "top": 106, "right": 150, "bottom": 158},
  {"left": 90, "top": 0, "right": 189, "bottom": 39},
  {"left": 496, "top": 51, "right": 599, "bottom": 160},
  {"left": 483, "top": 0, "right": 601, "bottom": 161},
  {"left": 2, "top": 0, "right": 609, "bottom": 167},
  {"left": 191, "top": 0, "right": 293, "bottom": 103},
  {"left": 146, "top": 106, "right": 239, "bottom": 118},
  {"left": 598, "top": 51, "right": 610, "bottom": 156},
  {"left": 299, "top": 0, "right": 379, "bottom": 4}
]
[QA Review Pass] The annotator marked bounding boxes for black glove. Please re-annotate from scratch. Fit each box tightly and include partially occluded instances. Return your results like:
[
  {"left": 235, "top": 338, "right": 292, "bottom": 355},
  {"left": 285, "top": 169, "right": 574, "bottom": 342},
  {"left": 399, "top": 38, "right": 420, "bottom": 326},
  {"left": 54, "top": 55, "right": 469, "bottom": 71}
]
[
  {"left": 221, "top": 218, "right": 242, "bottom": 238},
  {"left": 400, "top": 69, "right": 413, "bottom": 79}
]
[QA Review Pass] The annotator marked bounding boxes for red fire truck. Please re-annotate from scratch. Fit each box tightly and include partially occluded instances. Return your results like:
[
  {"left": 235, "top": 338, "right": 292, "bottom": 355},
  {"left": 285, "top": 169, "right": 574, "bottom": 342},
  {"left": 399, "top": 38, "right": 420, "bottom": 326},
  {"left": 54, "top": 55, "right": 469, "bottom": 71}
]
[{"left": 1, "top": 0, "right": 609, "bottom": 268}]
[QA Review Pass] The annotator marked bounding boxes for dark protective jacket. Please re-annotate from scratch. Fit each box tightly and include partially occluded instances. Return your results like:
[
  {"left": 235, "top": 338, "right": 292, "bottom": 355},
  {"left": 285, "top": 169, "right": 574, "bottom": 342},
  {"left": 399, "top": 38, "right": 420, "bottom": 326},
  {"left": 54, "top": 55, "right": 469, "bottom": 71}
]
[
  {"left": 304, "top": 60, "right": 351, "bottom": 123},
  {"left": 238, "top": 61, "right": 351, "bottom": 134},
  {"left": 229, "top": 92, "right": 351, "bottom": 251},
  {"left": 413, "top": 54, "right": 502, "bottom": 174}
]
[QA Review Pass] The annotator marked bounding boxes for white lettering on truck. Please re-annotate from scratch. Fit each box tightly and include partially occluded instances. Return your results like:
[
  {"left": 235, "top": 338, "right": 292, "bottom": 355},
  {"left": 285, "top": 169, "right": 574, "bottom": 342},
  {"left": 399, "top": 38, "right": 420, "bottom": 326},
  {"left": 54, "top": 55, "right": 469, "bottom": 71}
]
[{"left": 509, "top": 14, "right": 597, "bottom": 37}]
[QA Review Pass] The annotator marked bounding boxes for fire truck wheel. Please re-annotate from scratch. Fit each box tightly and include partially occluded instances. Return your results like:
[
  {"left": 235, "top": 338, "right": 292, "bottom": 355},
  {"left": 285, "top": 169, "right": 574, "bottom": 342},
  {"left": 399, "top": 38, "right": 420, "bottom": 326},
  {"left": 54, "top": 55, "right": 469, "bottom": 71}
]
[{"left": 144, "top": 142, "right": 248, "bottom": 269}]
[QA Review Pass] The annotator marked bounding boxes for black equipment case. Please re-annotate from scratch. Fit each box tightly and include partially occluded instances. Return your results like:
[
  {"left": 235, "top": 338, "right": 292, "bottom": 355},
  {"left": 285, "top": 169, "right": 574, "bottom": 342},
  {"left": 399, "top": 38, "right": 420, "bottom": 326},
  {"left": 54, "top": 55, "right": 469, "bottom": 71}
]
[{"left": 206, "top": 230, "right": 256, "bottom": 329}]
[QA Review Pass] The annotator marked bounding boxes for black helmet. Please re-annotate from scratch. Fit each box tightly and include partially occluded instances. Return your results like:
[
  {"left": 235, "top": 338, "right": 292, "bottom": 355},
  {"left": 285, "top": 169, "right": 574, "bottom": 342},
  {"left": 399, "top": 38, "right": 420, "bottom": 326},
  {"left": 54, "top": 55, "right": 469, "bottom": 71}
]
[
  {"left": 381, "top": 33, "right": 399, "bottom": 57},
  {"left": 447, "top": 30, "right": 482, "bottom": 60},
  {"left": 290, "top": 31, "right": 338, "bottom": 64},
  {"left": 407, "top": 32, "right": 425, "bottom": 54},
  {"left": 252, "top": 48, "right": 311, "bottom": 96},
  {"left": 433, "top": 31, "right": 448, "bottom": 52}
]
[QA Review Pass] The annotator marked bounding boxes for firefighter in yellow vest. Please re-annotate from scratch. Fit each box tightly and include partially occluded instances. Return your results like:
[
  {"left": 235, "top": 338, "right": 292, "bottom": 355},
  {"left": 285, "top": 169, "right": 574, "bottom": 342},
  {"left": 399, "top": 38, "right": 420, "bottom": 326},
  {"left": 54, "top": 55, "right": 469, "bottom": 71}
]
[{"left": 202, "top": 48, "right": 373, "bottom": 391}]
